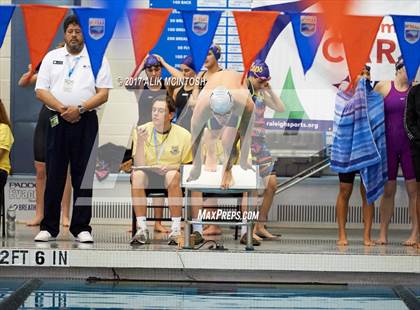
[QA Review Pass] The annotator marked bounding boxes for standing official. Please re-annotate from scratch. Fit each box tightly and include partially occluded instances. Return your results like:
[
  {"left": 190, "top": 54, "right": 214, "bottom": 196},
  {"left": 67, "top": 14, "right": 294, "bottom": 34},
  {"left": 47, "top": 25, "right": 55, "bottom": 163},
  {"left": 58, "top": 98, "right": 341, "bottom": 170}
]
[{"left": 34, "top": 15, "right": 112, "bottom": 242}]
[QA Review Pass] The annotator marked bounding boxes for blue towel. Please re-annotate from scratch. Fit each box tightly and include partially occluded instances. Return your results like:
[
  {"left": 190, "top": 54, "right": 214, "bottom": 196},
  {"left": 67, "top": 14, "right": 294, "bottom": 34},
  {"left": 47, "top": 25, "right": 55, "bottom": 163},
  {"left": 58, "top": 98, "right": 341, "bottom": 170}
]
[{"left": 331, "top": 78, "right": 387, "bottom": 204}]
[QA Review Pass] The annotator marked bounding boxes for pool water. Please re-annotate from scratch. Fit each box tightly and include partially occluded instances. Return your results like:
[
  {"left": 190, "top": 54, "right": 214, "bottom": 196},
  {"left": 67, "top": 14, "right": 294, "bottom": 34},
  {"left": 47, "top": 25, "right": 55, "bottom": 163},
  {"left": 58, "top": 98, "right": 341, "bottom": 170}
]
[{"left": 0, "top": 280, "right": 414, "bottom": 309}]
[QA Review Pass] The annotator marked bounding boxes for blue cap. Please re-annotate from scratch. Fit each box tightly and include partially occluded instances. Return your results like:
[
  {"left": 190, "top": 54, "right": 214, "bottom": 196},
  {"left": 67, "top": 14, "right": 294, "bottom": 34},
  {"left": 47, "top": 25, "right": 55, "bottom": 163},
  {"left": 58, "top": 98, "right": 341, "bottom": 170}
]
[
  {"left": 144, "top": 55, "right": 162, "bottom": 68},
  {"left": 209, "top": 44, "right": 221, "bottom": 60},
  {"left": 248, "top": 59, "right": 270, "bottom": 80},
  {"left": 181, "top": 55, "right": 196, "bottom": 72}
]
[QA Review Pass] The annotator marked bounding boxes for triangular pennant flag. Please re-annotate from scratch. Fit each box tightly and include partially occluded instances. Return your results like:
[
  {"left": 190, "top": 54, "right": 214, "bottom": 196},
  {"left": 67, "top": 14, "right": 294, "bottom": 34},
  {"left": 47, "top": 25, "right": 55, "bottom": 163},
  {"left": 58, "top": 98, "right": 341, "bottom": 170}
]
[
  {"left": 257, "top": 14, "right": 290, "bottom": 62},
  {"left": 318, "top": 0, "right": 353, "bottom": 36},
  {"left": 181, "top": 10, "right": 222, "bottom": 73},
  {"left": 233, "top": 11, "right": 279, "bottom": 81},
  {"left": 0, "top": 5, "right": 15, "bottom": 48},
  {"left": 290, "top": 13, "right": 325, "bottom": 74},
  {"left": 339, "top": 15, "right": 383, "bottom": 83},
  {"left": 127, "top": 8, "right": 172, "bottom": 67},
  {"left": 20, "top": 4, "right": 68, "bottom": 72},
  {"left": 73, "top": 8, "right": 119, "bottom": 79},
  {"left": 392, "top": 15, "right": 420, "bottom": 81}
]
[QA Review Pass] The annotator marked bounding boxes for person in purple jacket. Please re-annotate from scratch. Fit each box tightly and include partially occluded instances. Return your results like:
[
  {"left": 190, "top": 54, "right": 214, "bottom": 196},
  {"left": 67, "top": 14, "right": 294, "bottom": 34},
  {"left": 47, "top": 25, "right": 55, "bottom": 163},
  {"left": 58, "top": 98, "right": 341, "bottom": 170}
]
[{"left": 375, "top": 56, "right": 417, "bottom": 246}]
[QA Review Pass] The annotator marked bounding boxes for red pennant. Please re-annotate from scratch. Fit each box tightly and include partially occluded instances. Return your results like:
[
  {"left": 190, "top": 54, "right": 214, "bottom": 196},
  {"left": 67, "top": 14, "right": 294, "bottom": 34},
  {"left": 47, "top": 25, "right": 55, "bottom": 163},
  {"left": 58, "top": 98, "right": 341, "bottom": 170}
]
[
  {"left": 127, "top": 8, "right": 172, "bottom": 68},
  {"left": 233, "top": 11, "right": 279, "bottom": 82},
  {"left": 20, "top": 4, "right": 68, "bottom": 74},
  {"left": 340, "top": 16, "right": 383, "bottom": 83},
  {"left": 318, "top": 0, "right": 354, "bottom": 36}
]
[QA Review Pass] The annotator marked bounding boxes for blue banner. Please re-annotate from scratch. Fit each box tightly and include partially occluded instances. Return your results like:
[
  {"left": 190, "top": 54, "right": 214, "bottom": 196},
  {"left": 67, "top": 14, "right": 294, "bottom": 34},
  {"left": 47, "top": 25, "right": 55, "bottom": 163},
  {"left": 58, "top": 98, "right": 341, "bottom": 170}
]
[
  {"left": 73, "top": 8, "right": 119, "bottom": 79},
  {"left": 290, "top": 13, "right": 325, "bottom": 74},
  {"left": 257, "top": 14, "right": 290, "bottom": 62},
  {"left": 181, "top": 10, "right": 222, "bottom": 73},
  {"left": 392, "top": 15, "right": 420, "bottom": 81},
  {"left": 0, "top": 5, "right": 15, "bottom": 48}
]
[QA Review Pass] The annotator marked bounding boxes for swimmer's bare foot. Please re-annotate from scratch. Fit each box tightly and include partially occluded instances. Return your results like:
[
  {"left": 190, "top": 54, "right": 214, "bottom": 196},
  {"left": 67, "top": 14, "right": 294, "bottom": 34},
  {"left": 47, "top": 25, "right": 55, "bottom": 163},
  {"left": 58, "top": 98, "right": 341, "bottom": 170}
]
[
  {"left": 203, "top": 225, "right": 222, "bottom": 235},
  {"left": 204, "top": 163, "right": 217, "bottom": 172},
  {"left": 254, "top": 223, "right": 279, "bottom": 240},
  {"left": 253, "top": 233, "right": 263, "bottom": 241},
  {"left": 375, "top": 238, "right": 388, "bottom": 245},
  {"left": 364, "top": 239, "right": 376, "bottom": 246},
  {"left": 154, "top": 222, "right": 170, "bottom": 233},
  {"left": 336, "top": 239, "right": 349, "bottom": 246},
  {"left": 26, "top": 217, "right": 43, "bottom": 226},
  {"left": 61, "top": 217, "right": 70, "bottom": 227},
  {"left": 403, "top": 233, "right": 417, "bottom": 246}
]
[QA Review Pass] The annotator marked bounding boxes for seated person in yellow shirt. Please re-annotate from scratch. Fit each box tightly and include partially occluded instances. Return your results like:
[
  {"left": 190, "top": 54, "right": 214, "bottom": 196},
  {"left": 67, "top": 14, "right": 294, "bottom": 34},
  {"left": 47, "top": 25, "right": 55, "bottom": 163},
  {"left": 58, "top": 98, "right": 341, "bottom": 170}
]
[
  {"left": 131, "top": 95, "right": 192, "bottom": 245},
  {"left": 0, "top": 99, "right": 14, "bottom": 197}
]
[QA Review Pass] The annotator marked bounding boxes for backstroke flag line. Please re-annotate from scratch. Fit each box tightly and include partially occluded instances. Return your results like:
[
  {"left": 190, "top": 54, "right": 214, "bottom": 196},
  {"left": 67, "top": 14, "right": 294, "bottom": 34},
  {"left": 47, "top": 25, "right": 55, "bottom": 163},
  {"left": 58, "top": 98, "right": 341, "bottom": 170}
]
[
  {"left": 0, "top": 5, "right": 15, "bottom": 48},
  {"left": 181, "top": 10, "right": 222, "bottom": 73},
  {"left": 392, "top": 15, "right": 420, "bottom": 81},
  {"left": 127, "top": 8, "right": 172, "bottom": 69},
  {"left": 20, "top": 4, "right": 68, "bottom": 73},
  {"left": 73, "top": 7, "right": 119, "bottom": 79},
  {"left": 233, "top": 10, "right": 279, "bottom": 82},
  {"left": 290, "top": 13, "right": 326, "bottom": 75}
]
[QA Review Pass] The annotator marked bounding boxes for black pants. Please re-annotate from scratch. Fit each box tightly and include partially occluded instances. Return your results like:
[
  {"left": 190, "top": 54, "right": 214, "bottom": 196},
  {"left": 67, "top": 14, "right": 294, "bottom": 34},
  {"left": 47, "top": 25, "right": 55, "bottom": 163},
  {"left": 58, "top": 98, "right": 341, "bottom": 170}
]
[
  {"left": 41, "top": 111, "right": 98, "bottom": 237},
  {"left": 0, "top": 169, "right": 7, "bottom": 237}
]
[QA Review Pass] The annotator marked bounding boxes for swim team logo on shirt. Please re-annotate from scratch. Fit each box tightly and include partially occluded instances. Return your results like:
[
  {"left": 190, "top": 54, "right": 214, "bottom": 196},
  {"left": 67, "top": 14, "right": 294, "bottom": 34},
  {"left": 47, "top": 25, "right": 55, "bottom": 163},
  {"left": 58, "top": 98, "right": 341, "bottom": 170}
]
[
  {"left": 89, "top": 18, "right": 105, "bottom": 40},
  {"left": 170, "top": 146, "right": 180, "bottom": 155}
]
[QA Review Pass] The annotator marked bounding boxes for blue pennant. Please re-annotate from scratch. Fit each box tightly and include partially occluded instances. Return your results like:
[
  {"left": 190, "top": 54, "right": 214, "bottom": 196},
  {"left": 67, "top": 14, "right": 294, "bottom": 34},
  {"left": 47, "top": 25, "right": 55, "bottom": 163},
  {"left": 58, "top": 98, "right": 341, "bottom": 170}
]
[
  {"left": 392, "top": 15, "right": 420, "bottom": 81},
  {"left": 290, "top": 13, "right": 325, "bottom": 75},
  {"left": 181, "top": 10, "right": 222, "bottom": 72},
  {"left": 0, "top": 5, "right": 15, "bottom": 48},
  {"left": 73, "top": 8, "right": 119, "bottom": 79}
]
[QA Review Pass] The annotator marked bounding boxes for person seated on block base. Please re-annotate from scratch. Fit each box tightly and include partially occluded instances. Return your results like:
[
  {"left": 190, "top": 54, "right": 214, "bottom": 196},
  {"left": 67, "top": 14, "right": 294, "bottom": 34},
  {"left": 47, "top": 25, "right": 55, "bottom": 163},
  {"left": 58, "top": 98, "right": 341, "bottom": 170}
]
[{"left": 130, "top": 95, "right": 192, "bottom": 245}]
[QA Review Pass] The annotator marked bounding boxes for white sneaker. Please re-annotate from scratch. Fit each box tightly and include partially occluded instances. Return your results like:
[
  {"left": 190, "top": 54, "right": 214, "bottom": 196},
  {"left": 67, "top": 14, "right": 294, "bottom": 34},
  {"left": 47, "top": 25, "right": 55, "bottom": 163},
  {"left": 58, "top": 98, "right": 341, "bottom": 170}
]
[
  {"left": 34, "top": 230, "right": 56, "bottom": 242},
  {"left": 76, "top": 231, "right": 94, "bottom": 243},
  {"left": 130, "top": 228, "right": 150, "bottom": 245}
]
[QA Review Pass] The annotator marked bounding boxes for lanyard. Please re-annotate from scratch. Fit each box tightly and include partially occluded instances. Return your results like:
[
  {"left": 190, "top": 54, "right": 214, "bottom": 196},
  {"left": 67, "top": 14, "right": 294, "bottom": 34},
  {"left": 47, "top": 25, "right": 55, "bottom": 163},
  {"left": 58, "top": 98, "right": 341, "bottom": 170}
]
[
  {"left": 66, "top": 56, "right": 81, "bottom": 79},
  {"left": 153, "top": 128, "right": 168, "bottom": 164}
]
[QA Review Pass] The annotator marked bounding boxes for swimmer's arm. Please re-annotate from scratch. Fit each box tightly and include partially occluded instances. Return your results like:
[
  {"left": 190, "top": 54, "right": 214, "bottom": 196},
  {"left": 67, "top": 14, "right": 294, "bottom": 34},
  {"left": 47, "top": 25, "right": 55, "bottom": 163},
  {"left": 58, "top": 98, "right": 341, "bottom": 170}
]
[
  {"left": 155, "top": 55, "right": 183, "bottom": 79},
  {"left": 263, "top": 84, "right": 285, "bottom": 112},
  {"left": 373, "top": 81, "right": 388, "bottom": 97},
  {"left": 235, "top": 97, "right": 254, "bottom": 169},
  {"left": 190, "top": 98, "right": 211, "bottom": 168},
  {"left": 404, "top": 87, "right": 420, "bottom": 142}
]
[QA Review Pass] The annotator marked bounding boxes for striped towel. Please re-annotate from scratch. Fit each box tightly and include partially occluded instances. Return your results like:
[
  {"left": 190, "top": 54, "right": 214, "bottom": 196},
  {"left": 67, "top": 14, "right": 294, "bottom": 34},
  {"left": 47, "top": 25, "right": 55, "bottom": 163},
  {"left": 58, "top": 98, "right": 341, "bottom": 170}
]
[{"left": 331, "top": 78, "right": 387, "bottom": 204}]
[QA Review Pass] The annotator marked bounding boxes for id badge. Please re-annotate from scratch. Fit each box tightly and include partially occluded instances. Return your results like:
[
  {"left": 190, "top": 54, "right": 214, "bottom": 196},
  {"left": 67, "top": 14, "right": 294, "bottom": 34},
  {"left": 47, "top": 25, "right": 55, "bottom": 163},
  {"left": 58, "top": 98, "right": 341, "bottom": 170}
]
[
  {"left": 63, "top": 79, "right": 74, "bottom": 92},
  {"left": 50, "top": 114, "right": 59, "bottom": 128}
]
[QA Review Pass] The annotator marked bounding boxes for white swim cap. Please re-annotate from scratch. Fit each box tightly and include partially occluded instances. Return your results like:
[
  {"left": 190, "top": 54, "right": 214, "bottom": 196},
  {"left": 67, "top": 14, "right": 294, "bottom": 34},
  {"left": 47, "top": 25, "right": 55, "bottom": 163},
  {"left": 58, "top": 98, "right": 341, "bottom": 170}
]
[{"left": 209, "top": 86, "right": 233, "bottom": 115}]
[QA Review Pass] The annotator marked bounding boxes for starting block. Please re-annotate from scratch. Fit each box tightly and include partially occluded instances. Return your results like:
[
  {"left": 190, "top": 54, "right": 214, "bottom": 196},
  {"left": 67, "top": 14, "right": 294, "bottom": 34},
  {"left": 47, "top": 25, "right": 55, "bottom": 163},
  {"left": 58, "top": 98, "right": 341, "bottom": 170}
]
[{"left": 181, "top": 165, "right": 261, "bottom": 251}]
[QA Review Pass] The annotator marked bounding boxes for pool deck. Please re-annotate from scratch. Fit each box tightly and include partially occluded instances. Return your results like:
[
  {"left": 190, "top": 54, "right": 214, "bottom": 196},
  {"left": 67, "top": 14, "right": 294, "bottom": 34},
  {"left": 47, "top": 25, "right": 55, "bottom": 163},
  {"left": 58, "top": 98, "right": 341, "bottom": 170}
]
[{"left": 1, "top": 224, "right": 419, "bottom": 284}]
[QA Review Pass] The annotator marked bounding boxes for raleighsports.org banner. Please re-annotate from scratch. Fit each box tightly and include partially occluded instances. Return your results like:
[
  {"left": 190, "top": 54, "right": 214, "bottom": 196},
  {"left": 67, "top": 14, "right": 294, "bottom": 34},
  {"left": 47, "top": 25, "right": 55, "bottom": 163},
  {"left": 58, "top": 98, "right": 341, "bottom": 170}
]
[{"left": 253, "top": 0, "right": 420, "bottom": 133}]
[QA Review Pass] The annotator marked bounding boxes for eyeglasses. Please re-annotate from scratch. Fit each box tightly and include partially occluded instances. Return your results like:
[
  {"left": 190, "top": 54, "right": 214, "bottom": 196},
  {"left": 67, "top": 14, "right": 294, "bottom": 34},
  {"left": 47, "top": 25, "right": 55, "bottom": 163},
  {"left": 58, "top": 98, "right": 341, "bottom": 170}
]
[{"left": 152, "top": 107, "right": 167, "bottom": 114}]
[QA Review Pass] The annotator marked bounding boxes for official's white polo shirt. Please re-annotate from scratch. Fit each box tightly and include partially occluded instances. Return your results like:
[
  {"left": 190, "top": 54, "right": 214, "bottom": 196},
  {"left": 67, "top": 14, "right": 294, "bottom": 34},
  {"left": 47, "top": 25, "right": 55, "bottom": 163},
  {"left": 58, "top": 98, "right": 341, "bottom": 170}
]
[{"left": 35, "top": 45, "right": 113, "bottom": 110}]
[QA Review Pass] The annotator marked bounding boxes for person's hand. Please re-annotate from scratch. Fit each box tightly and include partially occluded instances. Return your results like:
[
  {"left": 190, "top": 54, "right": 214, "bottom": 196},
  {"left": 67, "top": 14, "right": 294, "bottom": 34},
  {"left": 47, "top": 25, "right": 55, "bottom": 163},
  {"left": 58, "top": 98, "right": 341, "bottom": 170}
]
[
  {"left": 137, "top": 126, "right": 148, "bottom": 142},
  {"left": 187, "top": 164, "right": 201, "bottom": 182},
  {"left": 153, "top": 54, "right": 166, "bottom": 65},
  {"left": 221, "top": 169, "right": 234, "bottom": 190},
  {"left": 61, "top": 106, "right": 80, "bottom": 123},
  {"left": 155, "top": 165, "right": 169, "bottom": 175}
]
